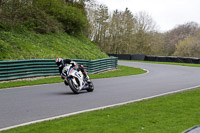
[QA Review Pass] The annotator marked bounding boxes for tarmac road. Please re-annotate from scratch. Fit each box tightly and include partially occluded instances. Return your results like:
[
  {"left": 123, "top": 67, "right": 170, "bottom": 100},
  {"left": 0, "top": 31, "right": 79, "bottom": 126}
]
[{"left": 1, "top": 61, "right": 200, "bottom": 130}]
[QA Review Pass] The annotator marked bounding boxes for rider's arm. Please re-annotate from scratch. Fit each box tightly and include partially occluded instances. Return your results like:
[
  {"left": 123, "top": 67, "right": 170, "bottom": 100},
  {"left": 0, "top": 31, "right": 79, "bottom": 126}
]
[
  {"left": 63, "top": 59, "right": 72, "bottom": 64},
  {"left": 58, "top": 65, "right": 65, "bottom": 79},
  {"left": 59, "top": 66, "right": 63, "bottom": 74}
]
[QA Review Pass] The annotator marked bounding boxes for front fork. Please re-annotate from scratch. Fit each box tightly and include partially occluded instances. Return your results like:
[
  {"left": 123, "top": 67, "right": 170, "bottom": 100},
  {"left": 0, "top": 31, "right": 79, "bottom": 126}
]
[{"left": 64, "top": 77, "right": 69, "bottom": 86}]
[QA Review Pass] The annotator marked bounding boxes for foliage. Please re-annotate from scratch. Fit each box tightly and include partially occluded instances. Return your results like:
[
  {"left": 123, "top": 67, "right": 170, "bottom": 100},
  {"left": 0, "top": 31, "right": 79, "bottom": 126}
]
[
  {"left": 164, "top": 22, "right": 199, "bottom": 56},
  {"left": 86, "top": 2, "right": 158, "bottom": 55},
  {"left": 174, "top": 33, "right": 200, "bottom": 57},
  {"left": 86, "top": 1, "right": 200, "bottom": 57},
  {"left": 33, "top": 0, "right": 88, "bottom": 34},
  {"left": 52, "top": 6, "right": 88, "bottom": 34},
  {"left": 0, "top": 0, "right": 63, "bottom": 33},
  {"left": 0, "top": 0, "right": 88, "bottom": 34}
]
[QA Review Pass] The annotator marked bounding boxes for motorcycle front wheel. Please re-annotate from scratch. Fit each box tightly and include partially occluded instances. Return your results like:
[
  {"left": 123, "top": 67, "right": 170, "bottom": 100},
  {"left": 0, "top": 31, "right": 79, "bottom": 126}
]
[{"left": 68, "top": 79, "right": 80, "bottom": 94}]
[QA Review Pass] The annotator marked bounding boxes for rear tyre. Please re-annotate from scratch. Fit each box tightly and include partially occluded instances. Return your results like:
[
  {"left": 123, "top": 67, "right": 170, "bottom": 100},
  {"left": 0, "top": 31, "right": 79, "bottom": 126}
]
[
  {"left": 69, "top": 79, "right": 80, "bottom": 94},
  {"left": 87, "top": 81, "right": 94, "bottom": 92}
]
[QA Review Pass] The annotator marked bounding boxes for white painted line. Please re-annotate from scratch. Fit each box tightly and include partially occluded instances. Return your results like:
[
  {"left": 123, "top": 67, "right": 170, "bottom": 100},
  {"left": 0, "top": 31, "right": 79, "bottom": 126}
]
[
  {"left": 143, "top": 69, "right": 149, "bottom": 74},
  {"left": 1, "top": 84, "right": 200, "bottom": 132}
]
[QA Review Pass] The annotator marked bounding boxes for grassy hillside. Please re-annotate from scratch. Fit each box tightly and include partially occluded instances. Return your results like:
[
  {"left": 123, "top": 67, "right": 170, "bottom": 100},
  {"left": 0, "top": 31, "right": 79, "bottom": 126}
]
[{"left": 0, "top": 30, "right": 108, "bottom": 61}]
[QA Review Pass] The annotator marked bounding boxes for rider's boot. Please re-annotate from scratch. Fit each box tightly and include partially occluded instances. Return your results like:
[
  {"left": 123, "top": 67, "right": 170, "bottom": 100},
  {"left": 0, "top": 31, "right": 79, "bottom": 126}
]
[
  {"left": 83, "top": 72, "right": 91, "bottom": 82},
  {"left": 86, "top": 75, "right": 91, "bottom": 82}
]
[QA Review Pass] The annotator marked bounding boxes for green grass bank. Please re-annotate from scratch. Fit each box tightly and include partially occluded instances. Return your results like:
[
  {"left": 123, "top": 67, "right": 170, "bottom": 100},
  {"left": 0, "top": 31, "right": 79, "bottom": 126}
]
[{"left": 0, "top": 30, "right": 108, "bottom": 61}]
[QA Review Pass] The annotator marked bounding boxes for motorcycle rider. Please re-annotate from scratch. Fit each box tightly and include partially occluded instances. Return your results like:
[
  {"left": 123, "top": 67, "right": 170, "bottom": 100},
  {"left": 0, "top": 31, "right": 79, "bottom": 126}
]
[{"left": 55, "top": 58, "right": 90, "bottom": 84}]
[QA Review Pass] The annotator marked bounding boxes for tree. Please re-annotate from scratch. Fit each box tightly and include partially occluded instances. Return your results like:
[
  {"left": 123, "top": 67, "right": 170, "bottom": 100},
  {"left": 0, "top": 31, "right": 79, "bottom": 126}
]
[
  {"left": 135, "top": 11, "right": 156, "bottom": 33},
  {"left": 94, "top": 4, "right": 109, "bottom": 49},
  {"left": 174, "top": 33, "right": 200, "bottom": 57},
  {"left": 86, "top": 2, "right": 109, "bottom": 50},
  {"left": 164, "top": 22, "right": 199, "bottom": 55},
  {"left": 107, "top": 9, "right": 122, "bottom": 54},
  {"left": 150, "top": 32, "right": 166, "bottom": 55},
  {"left": 134, "top": 11, "right": 157, "bottom": 54},
  {"left": 86, "top": 2, "right": 162, "bottom": 55},
  {"left": 120, "top": 8, "right": 136, "bottom": 53}
]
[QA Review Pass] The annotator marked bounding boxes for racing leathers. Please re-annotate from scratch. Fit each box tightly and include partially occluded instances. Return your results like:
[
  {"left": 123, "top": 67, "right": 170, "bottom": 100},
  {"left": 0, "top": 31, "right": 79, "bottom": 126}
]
[{"left": 57, "top": 59, "right": 89, "bottom": 81}]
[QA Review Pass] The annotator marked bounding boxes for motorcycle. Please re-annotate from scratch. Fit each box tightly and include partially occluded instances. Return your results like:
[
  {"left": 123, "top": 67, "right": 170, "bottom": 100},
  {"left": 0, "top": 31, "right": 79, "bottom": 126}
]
[{"left": 62, "top": 64, "right": 94, "bottom": 94}]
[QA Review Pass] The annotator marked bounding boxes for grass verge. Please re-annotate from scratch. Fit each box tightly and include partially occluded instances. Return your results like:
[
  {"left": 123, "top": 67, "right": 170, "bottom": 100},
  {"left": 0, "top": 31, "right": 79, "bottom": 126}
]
[
  {"left": 0, "top": 65, "right": 146, "bottom": 89},
  {"left": 2, "top": 88, "right": 200, "bottom": 133},
  {"left": 121, "top": 60, "right": 200, "bottom": 67},
  {"left": 0, "top": 31, "right": 108, "bottom": 60}
]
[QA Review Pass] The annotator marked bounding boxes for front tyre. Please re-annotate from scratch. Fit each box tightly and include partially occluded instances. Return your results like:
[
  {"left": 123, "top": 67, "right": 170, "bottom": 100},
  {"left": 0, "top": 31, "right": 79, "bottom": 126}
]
[
  {"left": 86, "top": 81, "right": 94, "bottom": 92},
  {"left": 69, "top": 79, "right": 80, "bottom": 94}
]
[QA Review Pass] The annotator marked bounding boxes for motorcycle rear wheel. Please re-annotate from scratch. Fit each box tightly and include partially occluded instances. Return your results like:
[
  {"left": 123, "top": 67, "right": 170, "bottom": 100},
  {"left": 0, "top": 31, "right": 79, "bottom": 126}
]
[{"left": 86, "top": 81, "right": 94, "bottom": 92}]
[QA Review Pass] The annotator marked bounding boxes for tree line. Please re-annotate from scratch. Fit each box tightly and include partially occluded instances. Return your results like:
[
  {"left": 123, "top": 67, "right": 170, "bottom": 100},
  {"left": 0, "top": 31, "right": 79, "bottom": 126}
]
[
  {"left": 0, "top": 0, "right": 200, "bottom": 57},
  {"left": 86, "top": 1, "right": 200, "bottom": 57}
]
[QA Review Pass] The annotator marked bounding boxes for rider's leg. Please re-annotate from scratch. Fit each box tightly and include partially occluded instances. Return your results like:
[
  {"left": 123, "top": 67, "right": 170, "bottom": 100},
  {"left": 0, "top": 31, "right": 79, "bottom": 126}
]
[{"left": 78, "top": 65, "right": 90, "bottom": 82}]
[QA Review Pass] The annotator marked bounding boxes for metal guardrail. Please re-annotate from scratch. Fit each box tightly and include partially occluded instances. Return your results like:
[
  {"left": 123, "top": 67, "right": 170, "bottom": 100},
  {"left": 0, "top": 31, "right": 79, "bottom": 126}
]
[
  {"left": 88, "top": 58, "right": 118, "bottom": 74},
  {"left": 0, "top": 57, "right": 118, "bottom": 81}
]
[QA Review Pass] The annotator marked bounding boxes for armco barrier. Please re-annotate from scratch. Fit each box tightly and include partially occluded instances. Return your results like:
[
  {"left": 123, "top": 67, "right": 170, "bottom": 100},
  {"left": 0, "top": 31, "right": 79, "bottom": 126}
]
[
  {"left": 88, "top": 58, "right": 118, "bottom": 74},
  {"left": 0, "top": 57, "right": 118, "bottom": 81},
  {"left": 108, "top": 54, "right": 200, "bottom": 64}
]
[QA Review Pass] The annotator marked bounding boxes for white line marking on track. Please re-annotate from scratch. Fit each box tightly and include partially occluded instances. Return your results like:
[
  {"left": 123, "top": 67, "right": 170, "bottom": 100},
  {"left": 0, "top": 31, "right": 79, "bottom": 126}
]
[{"left": 1, "top": 84, "right": 200, "bottom": 132}]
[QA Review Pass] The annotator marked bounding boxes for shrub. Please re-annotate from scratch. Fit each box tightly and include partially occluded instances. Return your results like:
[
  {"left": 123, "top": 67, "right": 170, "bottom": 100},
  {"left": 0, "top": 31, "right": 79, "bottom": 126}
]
[
  {"left": 174, "top": 34, "right": 200, "bottom": 57},
  {"left": 0, "top": 1, "right": 64, "bottom": 33},
  {"left": 51, "top": 6, "right": 88, "bottom": 34},
  {"left": 0, "top": 22, "right": 10, "bottom": 31},
  {"left": 0, "top": 0, "right": 89, "bottom": 34},
  {"left": 34, "top": 0, "right": 88, "bottom": 34},
  {"left": 19, "top": 6, "right": 64, "bottom": 34}
]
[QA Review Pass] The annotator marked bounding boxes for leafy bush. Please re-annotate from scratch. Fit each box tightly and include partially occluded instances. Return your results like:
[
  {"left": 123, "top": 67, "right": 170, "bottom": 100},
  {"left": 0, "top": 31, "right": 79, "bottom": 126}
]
[
  {"left": 19, "top": 6, "right": 64, "bottom": 34},
  {"left": 0, "top": 22, "right": 10, "bottom": 31},
  {"left": 0, "top": 1, "right": 64, "bottom": 33},
  {"left": 174, "top": 34, "right": 200, "bottom": 57},
  {"left": 0, "top": 0, "right": 88, "bottom": 34},
  {"left": 51, "top": 6, "right": 88, "bottom": 34},
  {"left": 33, "top": 0, "right": 88, "bottom": 34}
]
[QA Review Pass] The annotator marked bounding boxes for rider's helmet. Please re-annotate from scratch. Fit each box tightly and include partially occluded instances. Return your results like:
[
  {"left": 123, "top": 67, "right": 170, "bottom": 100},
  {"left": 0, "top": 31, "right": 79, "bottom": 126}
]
[{"left": 55, "top": 58, "right": 63, "bottom": 66}]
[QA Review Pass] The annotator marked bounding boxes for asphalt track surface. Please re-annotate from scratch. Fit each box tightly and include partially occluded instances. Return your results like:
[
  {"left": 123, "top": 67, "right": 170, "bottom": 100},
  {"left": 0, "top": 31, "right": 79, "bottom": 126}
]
[{"left": 1, "top": 61, "right": 200, "bottom": 130}]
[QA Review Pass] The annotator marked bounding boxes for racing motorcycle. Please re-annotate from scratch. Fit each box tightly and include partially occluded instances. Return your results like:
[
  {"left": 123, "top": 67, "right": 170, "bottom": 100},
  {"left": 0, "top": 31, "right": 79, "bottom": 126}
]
[{"left": 62, "top": 64, "right": 94, "bottom": 94}]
